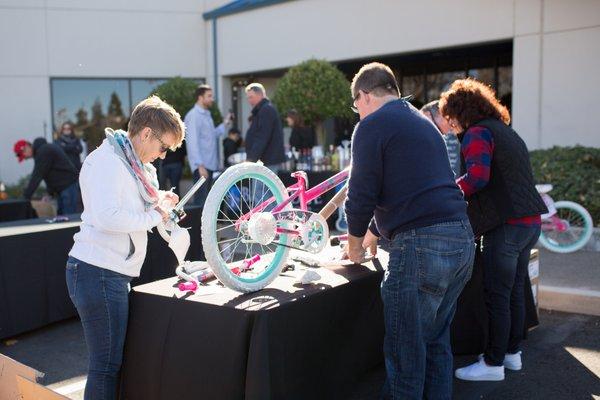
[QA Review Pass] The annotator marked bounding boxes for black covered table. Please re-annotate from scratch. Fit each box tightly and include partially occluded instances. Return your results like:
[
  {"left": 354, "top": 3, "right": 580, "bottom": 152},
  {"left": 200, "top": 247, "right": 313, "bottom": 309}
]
[
  {"left": 0, "top": 199, "right": 38, "bottom": 222},
  {"left": 120, "top": 245, "right": 539, "bottom": 400},
  {"left": 120, "top": 249, "right": 387, "bottom": 400},
  {"left": 0, "top": 206, "right": 203, "bottom": 340}
]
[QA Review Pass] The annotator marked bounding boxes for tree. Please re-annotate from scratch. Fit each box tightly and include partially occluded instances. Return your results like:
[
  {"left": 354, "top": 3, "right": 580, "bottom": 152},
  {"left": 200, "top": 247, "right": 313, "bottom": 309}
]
[
  {"left": 91, "top": 97, "right": 104, "bottom": 124},
  {"left": 107, "top": 92, "right": 124, "bottom": 117},
  {"left": 84, "top": 97, "right": 107, "bottom": 151},
  {"left": 75, "top": 107, "right": 89, "bottom": 127},
  {"left": 272, "top": 59, "right": 353, "bottom": 144},
  {"left": 152, "top": 77, "right": 222, "bottom": 124}
]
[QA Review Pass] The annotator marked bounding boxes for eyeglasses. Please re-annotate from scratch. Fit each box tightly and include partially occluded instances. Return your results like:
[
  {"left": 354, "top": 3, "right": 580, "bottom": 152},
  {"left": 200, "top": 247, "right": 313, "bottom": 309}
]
[
  {"left": 351, "top": 91, "right": 364, "bottom": 113},
  {"left": 149, "top": 129, "right": 170, "bottom": 153},
  {"left": 350, "top": 83, "right": 398, "bottom": 113}
]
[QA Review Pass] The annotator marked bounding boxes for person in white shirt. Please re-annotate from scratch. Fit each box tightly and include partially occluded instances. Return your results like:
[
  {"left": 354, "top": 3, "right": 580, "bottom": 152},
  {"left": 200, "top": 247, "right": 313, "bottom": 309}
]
[
  {"left": 184, "top": 84, "right": 232, "bottom": 207},
  {"left": 66, "top": 96, "right": 185, "bottom": 400}
]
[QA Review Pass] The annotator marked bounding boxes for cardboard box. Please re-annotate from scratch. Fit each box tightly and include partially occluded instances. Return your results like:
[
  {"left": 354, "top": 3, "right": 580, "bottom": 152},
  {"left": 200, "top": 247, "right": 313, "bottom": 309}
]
[
  {"left": 528, "top": 248, "right": 539, "bottom": 280},
  {"left": 0, "top": 353, "right": 67, "bottom": 400},
  {"left": 16, "top": 376, "right": 68, "bottom": 400},
  {"left": 530, "top": 276, "right": 539, "bottom": 307}
]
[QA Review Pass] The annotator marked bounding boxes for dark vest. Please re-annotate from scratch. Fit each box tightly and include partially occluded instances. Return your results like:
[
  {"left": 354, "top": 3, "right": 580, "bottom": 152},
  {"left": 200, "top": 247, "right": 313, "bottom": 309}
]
[{"left": 459, "top": 118, "right": 547, "bottom": 236}]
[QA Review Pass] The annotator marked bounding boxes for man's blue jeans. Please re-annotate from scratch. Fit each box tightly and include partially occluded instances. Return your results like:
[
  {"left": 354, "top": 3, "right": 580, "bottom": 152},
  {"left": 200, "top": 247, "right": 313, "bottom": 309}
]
[
  {"left": 159, "top": 162, "right": 183, "bottom": 196},
  {"left": 192, "top": 169, "right": 214, "bottom": 208},
  {"left": 66, "top": 257, "right": 131, "bottom": 400},
  {"left": 58, "top": 182, "right": 81, "bottom": 215},
  {"left": 481, "top": 223, "right": 541, "bottom": 366},
  {"left": 381, "top": 220, "right": 474, "bottom": 399}
]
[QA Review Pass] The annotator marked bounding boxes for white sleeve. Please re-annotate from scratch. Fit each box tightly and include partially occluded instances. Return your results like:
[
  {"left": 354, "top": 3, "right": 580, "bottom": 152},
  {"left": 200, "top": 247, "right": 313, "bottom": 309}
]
[{"left": 86, "top": 155, "right": 162, "bottom": 233}]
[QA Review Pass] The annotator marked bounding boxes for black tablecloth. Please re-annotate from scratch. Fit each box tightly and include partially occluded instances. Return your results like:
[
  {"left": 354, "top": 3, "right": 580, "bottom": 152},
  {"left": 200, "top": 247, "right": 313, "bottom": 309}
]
[
  {"left": 0, "top": 199, "right": 38, "bottom": 223},
  {"left": 0, "top": 206, "right": 203, "bottom": 340},
  {"left": 120, "top": 249, "right": 386, "bottom": 400},
  {"left": 119, "top": 246, "right": 539, "bottom": 400}
]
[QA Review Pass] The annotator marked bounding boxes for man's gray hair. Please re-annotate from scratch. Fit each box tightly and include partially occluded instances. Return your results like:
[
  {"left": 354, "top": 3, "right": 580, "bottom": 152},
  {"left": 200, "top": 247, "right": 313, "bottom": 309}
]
[
  {"left": 421, "top": 100, "right": 440, "bottom": 117},
  {"left": 245, "top": 82, "right": 266, "bottom": 96}
]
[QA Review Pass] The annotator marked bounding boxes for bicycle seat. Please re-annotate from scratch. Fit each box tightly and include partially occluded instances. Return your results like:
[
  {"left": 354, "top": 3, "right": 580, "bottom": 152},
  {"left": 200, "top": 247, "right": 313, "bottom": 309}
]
[{"left": 535, "top": 184, "right": 553, "bottom": 193}]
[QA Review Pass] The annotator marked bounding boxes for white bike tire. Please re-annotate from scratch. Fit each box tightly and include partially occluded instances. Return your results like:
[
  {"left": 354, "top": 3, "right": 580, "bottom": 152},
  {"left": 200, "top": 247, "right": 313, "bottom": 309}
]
[
  {"left": 539, "top": 200, "right": 594, "bottom": 253},
  {"left": 201, "top": 162, "right": 290, "bottom": 292}
]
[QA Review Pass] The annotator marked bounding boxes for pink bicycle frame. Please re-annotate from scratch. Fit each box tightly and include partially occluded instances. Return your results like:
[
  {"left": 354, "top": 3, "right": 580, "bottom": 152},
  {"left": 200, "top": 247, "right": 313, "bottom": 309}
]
[{"left": 236, "top": 168, "right": 350, "bottom": 235}]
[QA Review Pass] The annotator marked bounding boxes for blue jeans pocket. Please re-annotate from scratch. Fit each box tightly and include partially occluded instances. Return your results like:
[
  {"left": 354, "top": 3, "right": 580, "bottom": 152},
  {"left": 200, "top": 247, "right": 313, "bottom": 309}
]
[
  {"left": 65, "top": 259, "right": 78, "bottom": 299},
  {"left": 416, "top": 247, "right": 463, "bottom": 296}
]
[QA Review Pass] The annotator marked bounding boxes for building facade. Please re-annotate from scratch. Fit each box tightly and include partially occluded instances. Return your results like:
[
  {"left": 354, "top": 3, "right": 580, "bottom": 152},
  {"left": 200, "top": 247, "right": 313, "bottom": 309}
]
[{"left": 1, "top": 0, "right": 599, "bottom": 184}]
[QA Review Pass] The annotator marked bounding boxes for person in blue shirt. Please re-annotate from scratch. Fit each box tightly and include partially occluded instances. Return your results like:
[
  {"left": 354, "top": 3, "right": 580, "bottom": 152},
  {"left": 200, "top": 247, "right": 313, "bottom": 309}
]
[
  {"left": 184, "top": 84, "right": 232, "bottom": 206},
  {"left": 344, "top": 62, "right": 474, "bottom": 399}
]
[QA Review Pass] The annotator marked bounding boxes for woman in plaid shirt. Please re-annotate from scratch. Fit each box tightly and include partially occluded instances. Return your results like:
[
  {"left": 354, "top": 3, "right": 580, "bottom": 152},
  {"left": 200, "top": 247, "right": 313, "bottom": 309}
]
[{"left": 439, "top": 79, "right": 546, "bottom": 382}]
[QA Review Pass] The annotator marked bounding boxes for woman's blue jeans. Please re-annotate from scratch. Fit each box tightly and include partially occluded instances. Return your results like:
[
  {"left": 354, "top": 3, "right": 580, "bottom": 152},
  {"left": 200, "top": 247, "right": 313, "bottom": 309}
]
[{"left": 66, "top": 257, "right": 131, "bottom": 400}]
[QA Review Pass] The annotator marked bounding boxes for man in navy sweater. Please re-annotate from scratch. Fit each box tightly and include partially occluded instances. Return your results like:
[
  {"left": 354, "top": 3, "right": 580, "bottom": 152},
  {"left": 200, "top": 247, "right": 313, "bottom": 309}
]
[{"left": 344, "top": 62, "right": 474, "bottom": 399}]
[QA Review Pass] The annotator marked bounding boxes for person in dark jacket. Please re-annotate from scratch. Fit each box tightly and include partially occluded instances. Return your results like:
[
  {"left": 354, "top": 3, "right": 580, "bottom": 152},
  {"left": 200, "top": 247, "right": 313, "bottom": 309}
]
[
  {"left": 55, "top": 122, "right": 83, "bottom": 171},
  {"left": 345, "top": 62, "right": 474, "bottom": 399},
  {"left": 440, "top": 79, "right": 547, "bottom": 382},
  {"left": 244, "top": 83, "right": 286, "bottom": 171},
  {"left": 14, "top": 137, "right": 81, "bottom": 215},
  {"left": 159, "top": 140, "right": 186, "bottom": 196},
  {"left": 223, "top": 127, "right": 242, "bottom": 168},
  {"left": 286, "top": 109, "right": 315, "bottom": 151}
]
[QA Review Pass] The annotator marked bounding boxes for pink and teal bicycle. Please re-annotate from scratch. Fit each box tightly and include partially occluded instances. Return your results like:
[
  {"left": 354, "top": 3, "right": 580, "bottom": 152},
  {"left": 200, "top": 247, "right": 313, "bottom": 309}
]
[{"left": 199, "top": 162, "right": 349, "bottom": 292}]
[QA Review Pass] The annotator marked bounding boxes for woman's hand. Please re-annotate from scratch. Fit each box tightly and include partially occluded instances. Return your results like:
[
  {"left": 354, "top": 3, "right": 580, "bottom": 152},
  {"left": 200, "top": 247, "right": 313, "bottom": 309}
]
[
  {"left": 160, "top": 191, "right": 179, "bottom": 208},
  {"left": 154, "top": 206, "right": 170, "bottom": 223}
]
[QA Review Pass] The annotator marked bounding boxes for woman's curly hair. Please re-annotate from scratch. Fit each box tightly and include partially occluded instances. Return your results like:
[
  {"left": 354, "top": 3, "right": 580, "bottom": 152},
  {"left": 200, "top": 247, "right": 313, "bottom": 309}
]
[{"left": 439, "top": 78, "right": 510, "bottom": 130}]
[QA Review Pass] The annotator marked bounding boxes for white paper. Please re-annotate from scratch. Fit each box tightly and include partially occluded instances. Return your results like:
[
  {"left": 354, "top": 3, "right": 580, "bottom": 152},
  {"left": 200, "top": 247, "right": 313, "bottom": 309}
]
[
  {"left": 297, "top": 269, "right": 322, "bottom": 284},
  {"left": 168, "top": 225, "right": 191, "bottom": 264}
]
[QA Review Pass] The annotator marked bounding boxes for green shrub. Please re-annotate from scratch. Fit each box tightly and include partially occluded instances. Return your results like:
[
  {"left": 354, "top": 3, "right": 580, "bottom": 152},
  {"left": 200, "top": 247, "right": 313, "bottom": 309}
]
[
  {"left": 272, "top": 59, "right": 353, "bottom": 144},
  {"left": 529, "top": 146, "right": 600, "bottom": 226},
  {"left": 152, "top": 77, "right": 222, "bottom": 124}
]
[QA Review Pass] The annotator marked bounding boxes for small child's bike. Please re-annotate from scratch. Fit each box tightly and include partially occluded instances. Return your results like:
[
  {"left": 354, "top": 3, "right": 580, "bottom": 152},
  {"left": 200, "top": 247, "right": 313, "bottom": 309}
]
[
  {"left": 199, "top": 162, "right": 350, "bottom": 292},
  {"left": 536, "top": 184, "right": 594, "bottom": 253}
]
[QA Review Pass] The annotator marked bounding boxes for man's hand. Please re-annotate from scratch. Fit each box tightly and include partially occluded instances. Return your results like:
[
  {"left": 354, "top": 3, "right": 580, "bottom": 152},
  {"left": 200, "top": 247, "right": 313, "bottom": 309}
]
[
  {"left": 198, "top": 165, "right": 209, "bottom": 179},
  {"left": 225, "top": 112, "right": 234, "bottom": 126},
  {"left": 363, "top": 229, "right": 379, "bottom": 257},
  {"left": 343, "top": 234, "right": 367, "bottom": 264}
]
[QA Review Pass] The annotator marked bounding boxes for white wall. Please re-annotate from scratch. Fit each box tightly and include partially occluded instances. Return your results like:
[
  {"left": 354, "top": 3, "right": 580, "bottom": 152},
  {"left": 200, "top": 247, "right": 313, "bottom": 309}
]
[
  {"left": 1, "top": 0, "right": 599, "bottom": 185},
  {"left": 216, "top": 0, "right": 515, "bottom": 76},
  {"left": 0, "top": 0, "right": 217, "bottom": 184},
  {"left": 512, "top": 0, "right": 600, "bottom": 149},
  {"left": 213, "top": 0, "right": 600, "bottom": 151}
]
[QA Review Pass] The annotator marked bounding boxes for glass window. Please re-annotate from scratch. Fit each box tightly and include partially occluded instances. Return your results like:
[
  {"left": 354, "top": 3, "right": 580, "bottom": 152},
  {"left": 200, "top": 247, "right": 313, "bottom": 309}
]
[
  {"left": 51, "top": 77, "right": 202, "bottom": 150},
  {"left": 131, "top": 78, "right": 168, "bottom": 109},
  {"left": 426, "top": 71, "right": 465, "bottom": 103},
  {"left": 498, "top": 66, "right": 512, "bottom": 112},
  {"left": 51, "top": 78, "right": 130, "bottom": 134},
  {"left": 402, "top": 74, "right": 425, "bottom": 109},
  {"left": 467, "top": 67, "right": 495, "bottom": 88}
]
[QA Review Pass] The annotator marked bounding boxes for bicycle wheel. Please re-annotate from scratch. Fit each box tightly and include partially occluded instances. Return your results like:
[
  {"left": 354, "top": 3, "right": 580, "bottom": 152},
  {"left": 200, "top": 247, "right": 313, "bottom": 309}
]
[
  {"left": 539, "top": 201, "right": 594, "bottom": 253},
  {"left": 201, "top": 163, "right": 290, "bottom": 292}
]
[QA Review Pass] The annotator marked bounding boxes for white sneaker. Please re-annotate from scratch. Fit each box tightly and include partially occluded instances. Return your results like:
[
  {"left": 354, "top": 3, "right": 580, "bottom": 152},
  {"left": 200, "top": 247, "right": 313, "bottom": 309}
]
[
  {"left": 477, "top": 352, "right": 522, "bottom": 371},
  {"left": 503, "top": 351, "right": 522, "bottom": 371},
  {"left": 455, "top": 359, "right": 505, "bottom": 381}
]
